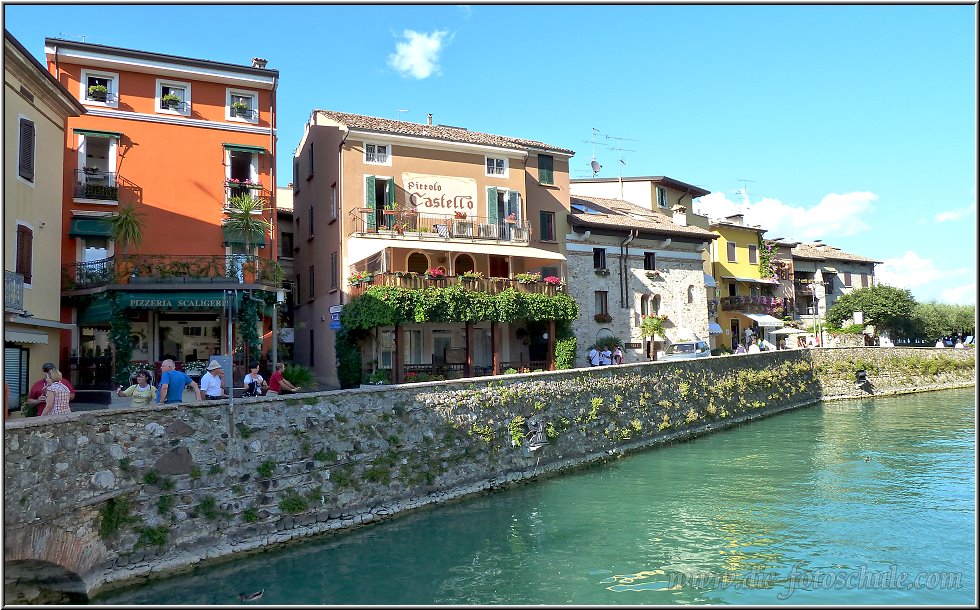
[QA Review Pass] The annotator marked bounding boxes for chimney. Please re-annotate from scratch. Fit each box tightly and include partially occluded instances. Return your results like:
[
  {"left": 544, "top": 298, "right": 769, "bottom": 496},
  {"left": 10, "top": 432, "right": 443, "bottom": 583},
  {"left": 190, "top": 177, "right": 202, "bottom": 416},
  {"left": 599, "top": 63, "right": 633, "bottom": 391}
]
[
  {"left": 671, "top": 204, "right": 687, "bottom": 227},
  {"left": 427, "top": 113, "right": 433, "bottom": 126},
  {"left": 251, "top": 57, "right": 268, "bottom": 69},
  {"left": 724, "top": 213, "right": 744, "bottom": 226}
]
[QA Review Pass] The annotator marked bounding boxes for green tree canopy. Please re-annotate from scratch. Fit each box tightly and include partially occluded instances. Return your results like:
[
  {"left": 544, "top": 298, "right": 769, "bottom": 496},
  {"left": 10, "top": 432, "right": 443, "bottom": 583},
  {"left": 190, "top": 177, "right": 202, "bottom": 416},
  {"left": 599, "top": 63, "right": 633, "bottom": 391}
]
[
  {"left": 106, "top": 202, "right": 146, "bottom": 256},
  {"left": 912, "top": 301, "right": 976, "bottom": 340},
  {"left": 826, "top": 284, "right": 917, "bottom": 337}
]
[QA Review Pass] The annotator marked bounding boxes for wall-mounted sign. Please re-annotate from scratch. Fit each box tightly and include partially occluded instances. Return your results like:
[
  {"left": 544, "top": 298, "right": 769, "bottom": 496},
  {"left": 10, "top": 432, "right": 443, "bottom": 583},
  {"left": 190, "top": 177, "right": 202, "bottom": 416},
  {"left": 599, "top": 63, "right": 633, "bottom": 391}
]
[
  {"left": 624, "top": 342, "right": 642, "bottom": 349},
  {"left": 402, "top": 172, "right": 476, "bottom": 215}
]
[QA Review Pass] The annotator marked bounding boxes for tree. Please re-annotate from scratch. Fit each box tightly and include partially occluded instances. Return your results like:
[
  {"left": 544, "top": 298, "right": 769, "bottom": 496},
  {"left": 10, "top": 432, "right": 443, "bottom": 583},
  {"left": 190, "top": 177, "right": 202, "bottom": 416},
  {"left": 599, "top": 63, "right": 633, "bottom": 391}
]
[
  {"left": 826, "top": 284, "right": 917, "bottom": 337},
  {"left": 912, "top": 301, "right": 955, "bottom": 340},
  {"left": 106, "top": 202, "right": 146, "bottom": 256},
  {"left": 222, "top": 193, "right": 270, "bottom": 279}
]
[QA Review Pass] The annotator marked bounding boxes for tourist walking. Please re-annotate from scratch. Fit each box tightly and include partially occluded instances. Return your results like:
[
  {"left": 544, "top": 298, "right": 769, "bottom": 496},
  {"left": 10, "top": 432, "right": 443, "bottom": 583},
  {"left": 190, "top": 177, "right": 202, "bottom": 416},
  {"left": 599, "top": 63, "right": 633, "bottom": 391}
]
[
  {"left": 200, "top": 360, "right": 227, "bottom": 400},
  {"left": 157, "top": 359, "right": 202, "bottom": 405},
  {"left": 116, "top": 370, "right": 157, "bottom": 407},
  {"left": 600, "top": 348, "right": 613, "bottom": 366},
  {"left": 588, "top": 346, "right": 601, "bottom": 366},
  {"left": 267, "top": 362, "right": 300, "bottom": 396},
  {"left": 26, "top": 362, "right": 75, "bottom": 416},
  {"left": 735, "top": 343, "right": 746, "bottom": 354},
  {"left": 747, "top": 337, "right": 761, "bottom": 354},
  {"left": 612, "top": 346, "right": 624, "bottom": 365},
  {"left": 40, "top": 369, "right": 71, "bottom": 416},
  {"left": 243, "top": 362, "right": 268, "bottom": 397},
  {"left": 935, "top": 338, "right": 945, "bottom": 348},
  {"left": 954, "top": 338, "right": 965, "bottom": 349}
]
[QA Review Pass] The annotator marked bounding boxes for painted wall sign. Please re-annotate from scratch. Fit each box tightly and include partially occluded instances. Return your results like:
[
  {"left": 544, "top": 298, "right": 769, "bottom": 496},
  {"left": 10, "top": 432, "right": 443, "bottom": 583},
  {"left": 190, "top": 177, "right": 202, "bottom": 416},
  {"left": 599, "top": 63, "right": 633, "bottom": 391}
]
[{"left": 402, "top": 172, "right": 476, "bottom": 215}]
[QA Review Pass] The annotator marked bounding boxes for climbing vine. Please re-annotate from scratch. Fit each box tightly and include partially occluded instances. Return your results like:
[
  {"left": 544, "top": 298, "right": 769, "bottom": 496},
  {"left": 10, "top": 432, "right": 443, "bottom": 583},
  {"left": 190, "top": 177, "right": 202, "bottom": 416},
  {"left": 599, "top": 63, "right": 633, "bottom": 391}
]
[
  {"left": 108, "top": 293, "right": 133, "bottom": 386},
  {"left": 759, "top": 238, "right": 778, "bottom": 281}
]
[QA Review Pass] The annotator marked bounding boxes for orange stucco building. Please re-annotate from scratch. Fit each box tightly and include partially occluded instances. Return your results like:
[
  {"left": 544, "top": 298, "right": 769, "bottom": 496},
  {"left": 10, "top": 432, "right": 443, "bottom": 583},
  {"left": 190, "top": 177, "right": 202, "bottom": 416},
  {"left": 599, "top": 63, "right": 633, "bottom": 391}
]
[{"left": 44, "top": 38, "right": 280, "bottom": 390}]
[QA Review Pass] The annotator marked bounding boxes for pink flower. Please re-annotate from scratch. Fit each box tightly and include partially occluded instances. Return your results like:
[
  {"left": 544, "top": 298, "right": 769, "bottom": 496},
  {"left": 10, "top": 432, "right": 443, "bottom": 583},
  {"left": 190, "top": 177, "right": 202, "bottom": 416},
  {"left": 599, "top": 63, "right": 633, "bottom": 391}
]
[{"left": 543, "top": 275, "right": 562, "bottom": 285}]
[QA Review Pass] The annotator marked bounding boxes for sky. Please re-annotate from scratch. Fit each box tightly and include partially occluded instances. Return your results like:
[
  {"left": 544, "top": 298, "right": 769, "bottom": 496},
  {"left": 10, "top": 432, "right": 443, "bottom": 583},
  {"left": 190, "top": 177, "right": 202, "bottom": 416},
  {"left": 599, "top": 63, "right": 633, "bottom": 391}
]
[{"left": 4, "top": 3, "right": 976, "bottom": 305}]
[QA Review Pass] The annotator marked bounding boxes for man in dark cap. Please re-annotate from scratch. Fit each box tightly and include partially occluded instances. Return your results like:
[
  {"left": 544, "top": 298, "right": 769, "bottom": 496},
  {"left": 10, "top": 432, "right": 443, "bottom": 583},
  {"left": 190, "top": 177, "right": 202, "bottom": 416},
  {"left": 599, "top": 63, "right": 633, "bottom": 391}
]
[{"left": 25, "top": 362, "right": 75, "bottom": 416}]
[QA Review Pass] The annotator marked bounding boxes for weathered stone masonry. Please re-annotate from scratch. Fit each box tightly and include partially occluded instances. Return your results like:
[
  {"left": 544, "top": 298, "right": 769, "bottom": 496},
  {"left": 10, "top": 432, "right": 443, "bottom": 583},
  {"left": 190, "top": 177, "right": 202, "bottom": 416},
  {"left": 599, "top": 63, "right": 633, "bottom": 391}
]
[{"left": 3, "top": 347, "right": 974, "bottom": 602}]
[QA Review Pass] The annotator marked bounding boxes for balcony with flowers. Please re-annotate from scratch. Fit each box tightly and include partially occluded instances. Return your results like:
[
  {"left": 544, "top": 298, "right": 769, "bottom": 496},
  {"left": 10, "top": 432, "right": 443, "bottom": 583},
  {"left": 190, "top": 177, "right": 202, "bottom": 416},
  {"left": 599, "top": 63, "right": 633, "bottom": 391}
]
[
  {"left": 720, "top": 295, "right": 783, "bottom": 314},
  {"left": 345, "top": 270, "right": 565, "bottom": 299}
]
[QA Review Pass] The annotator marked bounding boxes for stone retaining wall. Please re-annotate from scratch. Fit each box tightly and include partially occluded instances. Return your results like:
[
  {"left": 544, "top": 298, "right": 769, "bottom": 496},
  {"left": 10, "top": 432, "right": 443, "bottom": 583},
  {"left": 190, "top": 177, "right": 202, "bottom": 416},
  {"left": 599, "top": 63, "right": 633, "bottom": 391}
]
[{"left": 3, "top": 347, "right": 974, "bottom": 602}]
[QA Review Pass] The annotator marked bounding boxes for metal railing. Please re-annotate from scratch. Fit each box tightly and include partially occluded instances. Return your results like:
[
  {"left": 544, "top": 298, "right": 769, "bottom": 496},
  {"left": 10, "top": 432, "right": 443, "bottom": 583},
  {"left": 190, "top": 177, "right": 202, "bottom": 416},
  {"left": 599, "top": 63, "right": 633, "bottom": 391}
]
[
  {"left": 86, "top": 91, "right": 117, "bottom": 104},
  {"left": 346, "top": 272, "right": 563, "bottom": 298},
  {"left": 5, "top": 271, "right": 24, "bottom": 312},
  {"left": 349, "top": 210, "right": 530, "bottom": 243},
  {"left": 230, "top": 107, "right": 258, "bottom": 120},
  {"left": 400, "top": 360, "right": 547, "bottom": 380},
  {"left": 224, "top": 183, "right": 271, "bottom": 207},
  {"left": 73, "top": 169, "right": 119, "bottom": 201},
  {"left": 62, "top": 254, "right": 283, "bottom": 291},
  {"left": 720, "top": 295, "right": 782, "bottom": 313},
  {"left": 161, "top": 100, "right": 190, "bottom": 113}
]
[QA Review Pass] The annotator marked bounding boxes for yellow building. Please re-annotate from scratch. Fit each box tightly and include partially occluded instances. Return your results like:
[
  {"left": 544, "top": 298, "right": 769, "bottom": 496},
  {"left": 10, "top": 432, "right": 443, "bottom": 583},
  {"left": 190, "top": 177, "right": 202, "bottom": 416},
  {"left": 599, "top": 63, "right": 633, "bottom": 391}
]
[
  {"left": 4, "top": 31, "right": 85, "bottom": 405},
  {"left": 709, "top": 214, "right": 782, "bottom": 350}
]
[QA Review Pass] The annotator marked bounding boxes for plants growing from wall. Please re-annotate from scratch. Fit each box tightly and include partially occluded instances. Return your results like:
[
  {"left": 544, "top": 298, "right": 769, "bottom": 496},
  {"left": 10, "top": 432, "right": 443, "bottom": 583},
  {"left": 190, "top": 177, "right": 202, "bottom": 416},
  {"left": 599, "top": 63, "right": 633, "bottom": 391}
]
[{"left": 99, "top": 497, "right": 140, "bottom": 540}]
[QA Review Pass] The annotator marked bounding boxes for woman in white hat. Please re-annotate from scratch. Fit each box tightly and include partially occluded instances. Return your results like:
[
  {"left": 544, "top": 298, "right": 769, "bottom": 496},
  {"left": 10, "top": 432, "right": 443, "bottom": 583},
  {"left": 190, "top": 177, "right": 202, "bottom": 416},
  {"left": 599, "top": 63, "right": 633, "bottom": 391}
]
[{"left": 200, "top": 360, "right": 227, "bottom": 400}]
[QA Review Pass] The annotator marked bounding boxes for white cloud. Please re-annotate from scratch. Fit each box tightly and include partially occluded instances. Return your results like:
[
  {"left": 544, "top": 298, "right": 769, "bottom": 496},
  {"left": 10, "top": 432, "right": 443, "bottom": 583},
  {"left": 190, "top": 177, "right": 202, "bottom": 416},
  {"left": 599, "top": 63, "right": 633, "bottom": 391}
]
[
  {"left": 934, "top": 202, "right": 976, "bottom": 223},
  {"left": 388, "top": 30, "right": 449, "bottom": 79},
  {"left": 694, "top": 191, "right": 877, "bottom": 241},
  {"left": 940, "top": 283, "right": 976, "bottom": 305}
]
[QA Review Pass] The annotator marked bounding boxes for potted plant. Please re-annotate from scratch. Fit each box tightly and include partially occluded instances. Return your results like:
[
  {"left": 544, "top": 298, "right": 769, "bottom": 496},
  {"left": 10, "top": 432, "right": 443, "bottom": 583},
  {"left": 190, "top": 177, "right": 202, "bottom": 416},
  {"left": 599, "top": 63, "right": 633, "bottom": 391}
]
[
  {"left": 543, "top": 275, "right": 563, "bottom": 287},
  {"left": 231, "top": 100, "right": 251, "bottom": 117},
  {"left": 347, "top": 270, "right": 374, "bottom": 286},
  {"left": 645, "top": 269, "right": 664, "bottom": 280},
  {"left": 83, "top": 166, "right": 101, "bottom": 176},
  {"left": 594, "top": 313, "right": 613, "bottom": 323},
  {"left": 87, "top": 84, "right": 108, "bottom": 101},
  {"left": 392, "top": 222, "right": 405, "bottom": 235},
  {"left": 454, "top": 211, "right": 468, "bottom": 220},
  {"left": 425, "top": 267, "right": 445, "bottom": 280},
  {"left": 161, "top": 93, "right": 182, "bottom": 109},
  {"left": 504, "top": 213, "right": 517, "bottom": 224},
  {"left": 459, "top": 270, "right": 484, "bottom": 282},
  {"left": 515, "top": 272, "right": 541, "bottom": 284}
]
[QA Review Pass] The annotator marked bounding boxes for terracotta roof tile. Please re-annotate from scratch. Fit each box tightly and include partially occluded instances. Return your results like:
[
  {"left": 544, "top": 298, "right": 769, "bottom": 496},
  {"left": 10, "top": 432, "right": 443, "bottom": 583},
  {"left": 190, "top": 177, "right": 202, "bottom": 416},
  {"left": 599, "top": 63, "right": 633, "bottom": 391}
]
[
  {"left": 791, "top": 242, "right": 881, "bottom": 264},
  {"left": 569, "top": 195, "right": 716, "bottom": 240},
  {"left": 316, "top": 110, "right": 575, "bottom": 155}
]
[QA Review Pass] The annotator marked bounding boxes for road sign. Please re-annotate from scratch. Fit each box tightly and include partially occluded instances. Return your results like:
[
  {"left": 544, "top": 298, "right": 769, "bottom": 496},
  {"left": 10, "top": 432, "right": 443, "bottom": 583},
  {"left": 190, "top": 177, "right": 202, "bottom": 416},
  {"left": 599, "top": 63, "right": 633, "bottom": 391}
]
[
  {"left": 329, "top": 304, "right": 344, "bottom": 314},
  {"left": 328, "top": 320, "right": 342, "bottom": 330}
]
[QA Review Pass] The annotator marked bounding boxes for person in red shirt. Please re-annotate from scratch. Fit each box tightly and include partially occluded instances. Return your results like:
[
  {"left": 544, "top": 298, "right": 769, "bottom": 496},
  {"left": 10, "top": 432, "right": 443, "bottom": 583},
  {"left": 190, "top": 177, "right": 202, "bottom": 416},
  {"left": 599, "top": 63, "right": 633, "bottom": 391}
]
[
  {"left": 26, "top": 362, "right": 75, "bottom": 416},
  {"left": 266, "top": 362, "right": 300, "bottom": 396}
]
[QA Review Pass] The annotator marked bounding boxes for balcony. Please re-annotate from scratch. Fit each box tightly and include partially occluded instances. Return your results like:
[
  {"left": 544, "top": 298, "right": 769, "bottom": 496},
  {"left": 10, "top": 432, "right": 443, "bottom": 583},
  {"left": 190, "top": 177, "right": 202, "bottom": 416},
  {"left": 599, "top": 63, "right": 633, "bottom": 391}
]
[
  {"left": 349, "top": 210, "right": 530, "bottom": 243},
  {"left": 721, "top": 295, "right": 782, "bottom": 314},
  {"left": 230, "top": 106, "right": 258, "bottom": 121},
  {"left": 73, "top": 169, "right": 119, "bottom": 201},
  {"left": 5, "top": 271, "right": 24, "bottom": 312},
  {"left": 346, "top": 271, "right": 563, "bottom": 299},
  {"left": 224, "top": 181, "right": 271, "bottom": 208},
  {"left": 62, "top": 254, "right": 283, "bottom": 292}
]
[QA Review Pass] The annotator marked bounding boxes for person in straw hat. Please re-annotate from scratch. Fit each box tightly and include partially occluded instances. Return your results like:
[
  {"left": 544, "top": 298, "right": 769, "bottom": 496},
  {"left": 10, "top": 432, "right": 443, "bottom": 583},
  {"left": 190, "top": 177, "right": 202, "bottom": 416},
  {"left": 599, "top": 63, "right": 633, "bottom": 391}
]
[{"left": 200, "top": 360, "right": 228, "bottom": 400}]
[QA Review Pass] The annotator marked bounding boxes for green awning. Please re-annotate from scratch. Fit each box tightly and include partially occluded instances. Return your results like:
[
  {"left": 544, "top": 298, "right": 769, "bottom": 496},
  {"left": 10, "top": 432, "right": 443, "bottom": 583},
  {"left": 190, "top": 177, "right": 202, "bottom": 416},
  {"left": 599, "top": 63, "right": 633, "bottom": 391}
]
[
  {"left": 78, "top": 298, "right": 114, "bottom": 324},
  {"left": 69, "top": 217, "right": 113, "bottom": 238},
  {"left": 222, "top": 225, "right": 266, "bottom": 247},
  {"left": 120, "top": 291, "right": 226, "bottom": 310},
  {"left": 73, "top": 128, "right": 122, "bottom": 139},
  {"left": 223, "top": 143, "right": 267, "bottom": 154}
]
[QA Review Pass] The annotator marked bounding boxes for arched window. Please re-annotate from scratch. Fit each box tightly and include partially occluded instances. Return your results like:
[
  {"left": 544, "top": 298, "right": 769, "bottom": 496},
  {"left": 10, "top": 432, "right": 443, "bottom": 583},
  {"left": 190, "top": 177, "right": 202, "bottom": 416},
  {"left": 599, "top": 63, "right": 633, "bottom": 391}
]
[
  {"left": 640, "top": 294, "right": 649, "bottom": 316},
  {"left": 687, "top": 285, "right": 695, "bottom": 303},
  {"left": 454, "top": 254, "right": 475, "bottom": 275},
  {"left": 407, "top": 252, "right": 429, "bottom": 274},
  {"left": 652, "top": 295, "right": 661, "bottom": 314}
]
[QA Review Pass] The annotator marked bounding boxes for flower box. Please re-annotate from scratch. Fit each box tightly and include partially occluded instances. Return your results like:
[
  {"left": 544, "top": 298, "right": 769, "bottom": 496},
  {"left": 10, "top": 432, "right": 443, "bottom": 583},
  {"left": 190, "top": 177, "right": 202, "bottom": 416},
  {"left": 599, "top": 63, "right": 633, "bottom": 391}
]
[{"left": 594, "top": 313, "right": 613, "bottom": 323}]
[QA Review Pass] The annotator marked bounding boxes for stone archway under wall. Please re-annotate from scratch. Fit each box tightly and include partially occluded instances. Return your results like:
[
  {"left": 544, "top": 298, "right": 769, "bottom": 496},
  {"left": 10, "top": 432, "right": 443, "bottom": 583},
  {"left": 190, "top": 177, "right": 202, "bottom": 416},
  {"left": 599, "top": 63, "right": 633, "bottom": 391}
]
[
  {"left": 4, "top": 517, "right": 108, "bottom": 602},
  {"left": 5, "top": 559, "right": 90, "bottom": 604}
]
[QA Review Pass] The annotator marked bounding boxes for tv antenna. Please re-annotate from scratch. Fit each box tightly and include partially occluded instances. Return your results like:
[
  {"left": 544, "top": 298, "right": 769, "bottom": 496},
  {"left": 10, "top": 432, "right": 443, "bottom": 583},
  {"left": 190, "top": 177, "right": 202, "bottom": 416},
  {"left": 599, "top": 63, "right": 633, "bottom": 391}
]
[
  {"left": 603, "top": 134, "right": 637, "bottom": 199},
  {"left": 396, "top": 109, "right": 409, "bottom": 120},
  {"left": 59, "top": 32, "right": 87, "bottom": 42},
  {"left": 581, "top": 128, "right": 604, "bottom": 177},
  {"left": 736, "top": 178, "right": 755, "bottom": 206}
]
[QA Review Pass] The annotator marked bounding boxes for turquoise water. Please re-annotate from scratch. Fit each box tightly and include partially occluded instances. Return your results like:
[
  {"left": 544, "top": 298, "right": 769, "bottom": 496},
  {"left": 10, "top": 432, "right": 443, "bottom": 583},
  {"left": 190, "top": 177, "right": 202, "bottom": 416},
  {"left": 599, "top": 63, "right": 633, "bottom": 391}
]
[{"left": 93, "top": 388, "right": 976, "bottom": 605}]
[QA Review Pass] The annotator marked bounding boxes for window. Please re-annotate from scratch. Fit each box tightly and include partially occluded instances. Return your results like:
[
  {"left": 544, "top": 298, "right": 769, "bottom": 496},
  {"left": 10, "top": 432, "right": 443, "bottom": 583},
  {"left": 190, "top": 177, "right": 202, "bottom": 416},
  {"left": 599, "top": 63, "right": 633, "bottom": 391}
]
[
  {"left": 15, "top": 224, "right": 33, "bottom": 285},
  {"left": 81, "top": 70, "right": 118, "bottom": 107},
  {"left": 365, "top": 143, "right": 390, "bottom": 165},
  {"left": 331, "top": 184, "right": 338, "bottom": 220},
  {"left": 156, "top": 79, "right": 190, "bottom": 115},
  {"left": 538, "top": 154, "right": 554, "bottom": 185},
  {"left": 843, "top": 272, "right": 852, "bottom": 287},
  {"left": 365, "top": 176, "right": 395, "bottom": 231},
  {"left": 640, "top": 295, "right": 649, "bottom": 316},
  {"left": 18, "top": 118, "right": 35, "bottom": 183},
  {"left": 595, "top": 291, "right": 609, "bottom": 316},
  {"left": 652, "top": 294, "right": 661, "bottom": 314},
  {"left": 308, "top": 205, "right": 314, "bottom": 238},
  {"left": 225, "top": 148, "right": 258, "bottom": 206},
  {"left": 656, "top": 186, "right": 668, "bottom": 209},
  {"left": 593, "top": 248, "right": 606, "bottom": 270},
  {"left": 541, "top": 266, "right": 559, "bottom": 279},
  {"left": 307, "top": 142, "right": 314, "bottom": 180},
  {"left": 227, "top": 89, "right": 258, "bottom": 123},
  {"left": 293, "top": 161, "right": 300, "bottom": 192},
  {"left": 727, "top": 241, "right": 737, "bottom": 263},
  {"left": 279, "top": 230, "right": 293, "bottom": 259},
  {"left": 294, "top": 274, "right": 301, "bottom": 306},
  {"left": 861, "top": 274, "right": 869, "bottom": 288},
  {"left": 330, "top": 252, "right": 338, "bottom": 289},
  {"left": 644, "top": 252, "right": 656, "bottom": 271},
  {"left": 82, "top": 237, "right": 108, "bottom": 264},
  {"left": 380, "top": 330, "right": 395, "bottom": 369},
  {"left": 308, "top": 266, "right": 315, "bottom": 300},
  {"left": 687, "top": 285, "right": 695, "bottom": 303},
  {"left": 407, "top": 252, "right": 429, "bottom": 274},
  {"left": 539, "top": 211, "right": 556, "bottom": 241},
  {"left": 748, "top": 244, "right": 758, "bottom": 265},
  {"left": 309, "top": 329, "right": 315, "bottom": 367},
  {"left": 486, "top": 157, "right": 507, "bottom": 177},
  {"left": 454, "top": 254, "right": 475, "bottom": 275}
]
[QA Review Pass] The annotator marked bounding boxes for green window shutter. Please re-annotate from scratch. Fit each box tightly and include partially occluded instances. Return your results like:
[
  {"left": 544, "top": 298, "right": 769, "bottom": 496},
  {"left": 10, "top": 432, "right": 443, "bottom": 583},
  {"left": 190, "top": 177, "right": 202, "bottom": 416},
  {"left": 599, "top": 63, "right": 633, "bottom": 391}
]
[
  {"left": 538, "top": 154, "right": 554, "bottom": 185},
  {"left": 386, "top": 177, "right": 395, "bottom": 210},
  {"left": 365, "top": 175, "right": 376, "bottom": 230},
  {"left": 487, "top": 187, "right": 498, "bottom": 224},
  {"left": 507, "top": 191, "right": 520, "bottom": 221}
]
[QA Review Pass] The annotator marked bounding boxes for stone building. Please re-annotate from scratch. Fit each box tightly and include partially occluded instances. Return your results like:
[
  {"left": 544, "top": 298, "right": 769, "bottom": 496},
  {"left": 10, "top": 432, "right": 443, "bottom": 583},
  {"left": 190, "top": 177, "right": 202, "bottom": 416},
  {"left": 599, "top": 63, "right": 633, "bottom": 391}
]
[
  {"left": 566, "top": 195, "right": 717, "bottom": 364},
  {"left": 790, "top": 241, "right": 880, "bottom": 322}
]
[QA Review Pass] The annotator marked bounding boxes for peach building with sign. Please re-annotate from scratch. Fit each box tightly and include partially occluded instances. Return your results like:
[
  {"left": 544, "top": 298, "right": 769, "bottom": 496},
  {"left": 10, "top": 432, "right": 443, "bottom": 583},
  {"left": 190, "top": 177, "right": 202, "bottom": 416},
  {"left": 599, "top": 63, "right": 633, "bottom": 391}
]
[{"left": 291, "top": 111, "right": 574, "bottom": 387}]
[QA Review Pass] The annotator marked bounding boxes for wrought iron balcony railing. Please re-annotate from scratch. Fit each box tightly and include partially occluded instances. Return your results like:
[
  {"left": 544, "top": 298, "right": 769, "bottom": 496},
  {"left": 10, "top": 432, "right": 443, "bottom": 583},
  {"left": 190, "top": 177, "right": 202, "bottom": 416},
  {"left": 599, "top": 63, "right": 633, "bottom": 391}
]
[
  {"left": 224, "top": 182, "right": 271, "bottom": 208},
  {"left": 62, "top": 254, "right": 283, "bottom": 291},
  {"left": 349, "top": 210, "right": 530, "bottom": 243},
  {"left": 230, "top": 106, "right": 258, "bottom": 120},
  {"left": 346, "top": 271, "right": 563, "bottom": 299},
  {"left": 720, "top": 295, "right": 782, "bottom": 313},
  {"left": 161, "top": 100, "right": 190, "bottom": 113},
  {"left": 5, "top": 271, "right": 24, "bottom": 312},
  {"left": 73, "top": 169, "right": 119, "bottom": 201}
]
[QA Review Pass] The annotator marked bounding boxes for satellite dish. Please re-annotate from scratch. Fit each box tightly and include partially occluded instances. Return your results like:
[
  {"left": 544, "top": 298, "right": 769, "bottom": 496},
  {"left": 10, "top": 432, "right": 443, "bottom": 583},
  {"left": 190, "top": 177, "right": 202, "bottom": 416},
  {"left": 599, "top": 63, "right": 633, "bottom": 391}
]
[{"left": 590, "top": 159, "right": 602, "bottom": 174}]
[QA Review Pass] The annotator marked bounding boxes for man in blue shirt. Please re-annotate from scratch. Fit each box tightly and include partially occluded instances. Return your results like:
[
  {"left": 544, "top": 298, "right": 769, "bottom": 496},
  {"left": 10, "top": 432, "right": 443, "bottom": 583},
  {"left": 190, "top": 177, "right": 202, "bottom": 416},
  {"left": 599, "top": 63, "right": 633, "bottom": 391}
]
[{"left": 157, "top": 359, "right": 202, "bottom": 405}]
